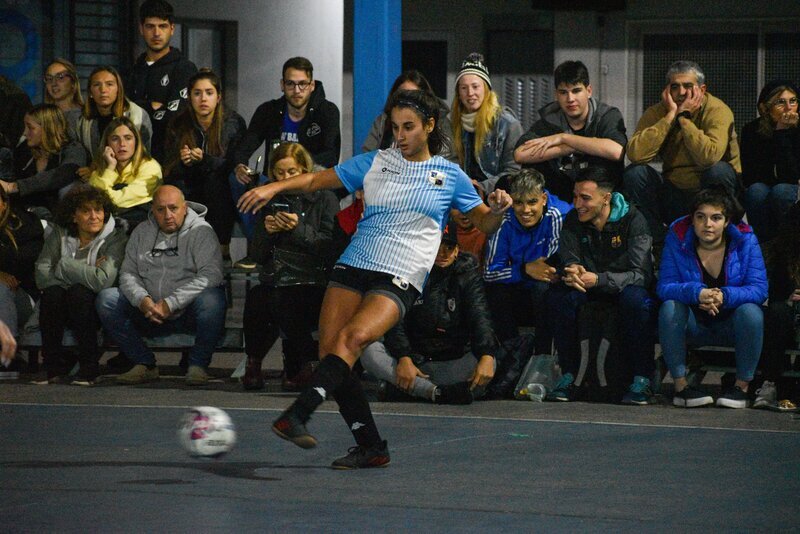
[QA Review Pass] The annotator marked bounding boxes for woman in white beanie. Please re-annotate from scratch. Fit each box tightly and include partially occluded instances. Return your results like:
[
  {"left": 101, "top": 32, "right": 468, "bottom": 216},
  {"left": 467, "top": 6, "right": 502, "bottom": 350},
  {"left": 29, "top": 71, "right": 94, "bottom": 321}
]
[{"left": 451, "top": 53, "right": 523, "bottom": 194}]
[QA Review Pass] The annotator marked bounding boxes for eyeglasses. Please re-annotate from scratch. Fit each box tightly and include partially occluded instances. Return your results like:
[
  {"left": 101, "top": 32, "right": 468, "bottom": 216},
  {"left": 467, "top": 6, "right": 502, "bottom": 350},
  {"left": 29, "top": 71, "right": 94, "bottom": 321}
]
[
  {"left": 151, "top": 246, "right": 179, "bottom": 257},
  {"left": 773, "top": 97, "right": 798, "bottom": 108},
  {"left": 43, "top": 72, "right": 72, "bottom": 84},
  {"left": 283, "top": 80, "right": 311, "bottom": 91}
]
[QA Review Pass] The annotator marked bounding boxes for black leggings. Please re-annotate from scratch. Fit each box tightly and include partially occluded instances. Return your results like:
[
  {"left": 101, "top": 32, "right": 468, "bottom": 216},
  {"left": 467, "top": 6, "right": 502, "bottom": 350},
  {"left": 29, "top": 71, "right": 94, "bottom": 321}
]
[
  {"left": 39, "top": 285, "right": 100, "bottom": 378},
  {"left": 243, "top": 284, "right": 325, "bottom": 377}
]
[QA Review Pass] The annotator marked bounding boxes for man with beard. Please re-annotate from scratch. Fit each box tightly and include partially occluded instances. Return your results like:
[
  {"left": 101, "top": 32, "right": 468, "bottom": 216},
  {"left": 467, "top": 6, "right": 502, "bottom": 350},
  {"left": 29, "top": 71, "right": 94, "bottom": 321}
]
[{"left": 233, "top": 57, "right": 341, "bottom": 187}]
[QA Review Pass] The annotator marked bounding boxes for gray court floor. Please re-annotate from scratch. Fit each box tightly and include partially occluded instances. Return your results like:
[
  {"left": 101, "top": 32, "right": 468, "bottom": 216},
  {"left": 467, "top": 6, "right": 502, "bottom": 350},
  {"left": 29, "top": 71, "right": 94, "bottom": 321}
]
[{"left": 2, "top": 379, "right": 799, "bottom": 532}]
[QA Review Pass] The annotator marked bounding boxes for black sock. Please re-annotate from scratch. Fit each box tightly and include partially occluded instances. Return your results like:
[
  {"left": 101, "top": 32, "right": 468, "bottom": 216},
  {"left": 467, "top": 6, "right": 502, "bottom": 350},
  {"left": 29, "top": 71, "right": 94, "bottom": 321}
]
[
  {"left": 290, "top": 354, "right": 350, "bottom": 422},
  {"left": 333, "top": 372, "right": 382, "bottom": 448}
]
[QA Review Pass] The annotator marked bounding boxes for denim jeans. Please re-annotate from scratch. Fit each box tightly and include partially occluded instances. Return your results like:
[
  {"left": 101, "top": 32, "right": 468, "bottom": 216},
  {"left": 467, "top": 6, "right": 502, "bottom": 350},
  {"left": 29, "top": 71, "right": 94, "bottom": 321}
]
[
  {"left": 623, "top": 162, "right": 738, "bottom": 241},
  {"left": 96, "top": 286, "right": 226, "bottom": 368},
  {"left": 0, "top": 284, "right": 34, "bottom": 338},
  {"left": 743, "top": 182, "right": 798, "bottom": 242},
  {"left": 546, "top": 284, "right": 657, "bottom": 380},
  {"left": 658, "top": 300, "right": 763, "bottom": 382},
  {"left": 228, "top": 171, "right": 268, "bottom": 241}
]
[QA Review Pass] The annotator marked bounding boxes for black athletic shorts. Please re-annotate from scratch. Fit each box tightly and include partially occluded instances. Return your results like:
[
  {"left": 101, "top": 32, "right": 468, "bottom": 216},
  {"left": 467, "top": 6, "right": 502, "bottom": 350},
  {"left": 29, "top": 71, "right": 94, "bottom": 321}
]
[{"left": 328, "top": 263, "right": 420, "bottom": 319}]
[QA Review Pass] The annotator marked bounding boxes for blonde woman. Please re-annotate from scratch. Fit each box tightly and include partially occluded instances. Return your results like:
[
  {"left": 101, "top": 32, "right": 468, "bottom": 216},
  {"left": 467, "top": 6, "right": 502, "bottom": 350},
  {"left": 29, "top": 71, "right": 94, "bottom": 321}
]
[
  {"left": 451, "top": 53, "right": 523, "bottom": 194},
  {"left": 76, "top": 66, "right": 152, "bottom": 179},
  {"left": 242, "top": 142, "right": 338, "bottom": 391},
  {"left": 88, "top": 117, "right": 162, "bottom": 228},
  {"left": 1, "top": 104, "right": 85, "bottom": 214}
]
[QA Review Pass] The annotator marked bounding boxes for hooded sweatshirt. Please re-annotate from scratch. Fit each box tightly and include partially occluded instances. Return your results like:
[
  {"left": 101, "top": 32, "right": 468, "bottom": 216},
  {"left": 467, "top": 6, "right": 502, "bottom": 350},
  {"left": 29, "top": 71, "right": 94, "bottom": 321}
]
[
  {"left": 514, "top": 97, "right": 627, "bottom": 200},
  {"left": 127, "top": 47, "right": 198, "bottom": 162},
  {"left": 118, "top": 200, "right": 223, "bottom": 316},
  {"left": 233, "top": 80, "right": 341, "bottom": 169},
  {"left": 556, "top": 192, "right": 653, "bottom": 293},
  {"left": 35, "top": 215, "right": 128, "bottom": 294}
]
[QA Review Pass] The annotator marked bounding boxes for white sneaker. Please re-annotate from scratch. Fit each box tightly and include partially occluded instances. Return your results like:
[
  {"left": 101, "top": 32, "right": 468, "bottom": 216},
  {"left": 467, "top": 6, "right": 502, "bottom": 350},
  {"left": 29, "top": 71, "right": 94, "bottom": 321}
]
[{"left": 753, "top": 380, "right": 777, "bottom": 409}]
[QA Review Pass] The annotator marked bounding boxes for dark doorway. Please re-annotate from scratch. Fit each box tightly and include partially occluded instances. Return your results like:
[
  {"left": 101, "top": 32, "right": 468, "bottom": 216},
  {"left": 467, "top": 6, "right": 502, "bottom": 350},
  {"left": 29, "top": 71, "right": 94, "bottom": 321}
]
[{"left": 402, "top": 40, "right": 447, "bottom": 99}]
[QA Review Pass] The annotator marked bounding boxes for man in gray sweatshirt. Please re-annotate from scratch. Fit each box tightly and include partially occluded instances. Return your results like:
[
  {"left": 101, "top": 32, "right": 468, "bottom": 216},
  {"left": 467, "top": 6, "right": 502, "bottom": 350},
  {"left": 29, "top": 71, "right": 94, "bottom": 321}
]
[{"left": 96, "top": 185, "right": 225, "bottom": 385}]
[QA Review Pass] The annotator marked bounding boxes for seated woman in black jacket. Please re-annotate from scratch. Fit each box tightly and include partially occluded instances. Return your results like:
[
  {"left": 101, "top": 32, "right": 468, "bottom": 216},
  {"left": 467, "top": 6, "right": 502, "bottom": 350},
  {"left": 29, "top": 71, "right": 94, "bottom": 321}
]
[
  {"left": 164, "top": 69, "right": 246, "bottom": 256},
  {"left": 361, "top": 224, "right": 498, "bottom": 404},
  {"left": 241, "top": 142, "right": 339, "bottom": 391},
  {"left": 741, "top": 80, "right": 800, "bottom": 242},
  {"left": 1, "top": 104, "right": 85, "bottom": 217}
]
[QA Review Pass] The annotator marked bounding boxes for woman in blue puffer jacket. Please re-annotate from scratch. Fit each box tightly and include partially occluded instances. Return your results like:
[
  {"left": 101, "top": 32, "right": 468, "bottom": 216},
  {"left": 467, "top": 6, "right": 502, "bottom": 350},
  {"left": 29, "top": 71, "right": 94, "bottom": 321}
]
[{"left": 657, "top": 187, "right": 768, "bottom": 410}]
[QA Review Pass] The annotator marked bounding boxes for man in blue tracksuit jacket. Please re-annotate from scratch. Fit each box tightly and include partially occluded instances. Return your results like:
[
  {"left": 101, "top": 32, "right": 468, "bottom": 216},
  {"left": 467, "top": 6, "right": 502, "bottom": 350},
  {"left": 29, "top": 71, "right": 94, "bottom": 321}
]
[{"left": 484, "top": 168, "right": 571, "bottom": 353}]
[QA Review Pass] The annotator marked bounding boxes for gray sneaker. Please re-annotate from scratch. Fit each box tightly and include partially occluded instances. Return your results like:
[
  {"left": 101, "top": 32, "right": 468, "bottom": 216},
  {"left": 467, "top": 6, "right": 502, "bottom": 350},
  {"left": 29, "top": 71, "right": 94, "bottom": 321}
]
[
  {"left": 753, "top": 380, "right": 777, "bottom": 409},
  {"left": 116, "top": 364, "right": 159, "bottom": 384},
  {"left": 186, "top": 365, "right": 209, "bottom": 386}
]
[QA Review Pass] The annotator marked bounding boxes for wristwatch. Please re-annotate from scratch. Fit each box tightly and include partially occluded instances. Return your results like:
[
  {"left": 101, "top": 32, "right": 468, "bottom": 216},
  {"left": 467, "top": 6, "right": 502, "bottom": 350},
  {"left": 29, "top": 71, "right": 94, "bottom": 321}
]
[{"left": 676, "top": 110, "right": 692, "bottom": 121}]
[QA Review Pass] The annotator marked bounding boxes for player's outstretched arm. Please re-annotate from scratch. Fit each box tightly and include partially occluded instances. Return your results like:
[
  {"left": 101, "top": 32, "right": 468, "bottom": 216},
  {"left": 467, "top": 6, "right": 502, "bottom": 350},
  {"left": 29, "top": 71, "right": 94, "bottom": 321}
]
[
  {"left": 237, "top": 168, "right": 343, "bottom": 214},
  {"left": 465, "top": 188, "right": 512, "bottom": 235}
]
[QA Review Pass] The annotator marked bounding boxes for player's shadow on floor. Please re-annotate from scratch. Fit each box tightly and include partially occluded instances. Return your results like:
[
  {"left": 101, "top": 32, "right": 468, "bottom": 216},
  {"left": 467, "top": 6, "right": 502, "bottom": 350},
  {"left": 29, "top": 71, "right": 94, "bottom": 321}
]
[{"left": 1, "top": 461, "right": 328, "bottom": 480}]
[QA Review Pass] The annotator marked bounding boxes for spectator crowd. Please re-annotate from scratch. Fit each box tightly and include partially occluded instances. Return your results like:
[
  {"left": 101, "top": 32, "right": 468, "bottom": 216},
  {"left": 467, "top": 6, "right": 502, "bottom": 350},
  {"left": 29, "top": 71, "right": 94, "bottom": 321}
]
[{"left": 1, "top": 0, "right": 798, "bottom": 413}]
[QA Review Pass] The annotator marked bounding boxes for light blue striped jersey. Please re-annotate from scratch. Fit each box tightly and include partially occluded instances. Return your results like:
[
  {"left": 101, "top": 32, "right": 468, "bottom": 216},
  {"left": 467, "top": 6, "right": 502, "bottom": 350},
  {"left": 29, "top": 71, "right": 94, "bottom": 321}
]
[{"left": 335, "top": 148, "right": 483, "bottom": 292}]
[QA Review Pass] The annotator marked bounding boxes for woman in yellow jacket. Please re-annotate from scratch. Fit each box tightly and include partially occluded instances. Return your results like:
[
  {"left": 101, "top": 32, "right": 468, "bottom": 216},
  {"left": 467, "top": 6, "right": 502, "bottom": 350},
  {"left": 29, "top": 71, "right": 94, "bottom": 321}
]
[{"left": 89, "top": 116, "right": 162, "bottom": 229}]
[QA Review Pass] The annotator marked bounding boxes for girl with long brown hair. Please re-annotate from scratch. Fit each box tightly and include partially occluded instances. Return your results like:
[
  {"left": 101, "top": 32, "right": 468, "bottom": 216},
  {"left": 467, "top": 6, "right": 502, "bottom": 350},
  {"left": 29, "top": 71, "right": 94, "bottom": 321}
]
[
  {"left": 75, "top": 66, "right": 152, "bottom": 179},
  {"left": 164, "top": 68, "right": 245, "bottom": 250}
]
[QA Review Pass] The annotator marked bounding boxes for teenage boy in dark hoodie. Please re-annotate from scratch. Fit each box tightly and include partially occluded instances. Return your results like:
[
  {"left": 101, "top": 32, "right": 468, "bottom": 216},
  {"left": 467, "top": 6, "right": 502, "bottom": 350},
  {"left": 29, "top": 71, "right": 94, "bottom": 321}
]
[
  {"left": 233, "top": 56, "right": 341, "bottom": 184},
  {"left": 128, "top": 0, "right": 198, "bottom": 164},
  {"left": 513, "top": 61, "right": 627, "bottom": 202}
]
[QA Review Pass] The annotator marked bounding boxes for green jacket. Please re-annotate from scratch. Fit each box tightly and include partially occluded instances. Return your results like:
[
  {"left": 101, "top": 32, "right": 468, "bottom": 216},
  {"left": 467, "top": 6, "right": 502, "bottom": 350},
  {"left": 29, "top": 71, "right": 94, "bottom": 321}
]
[{"left": 35, "top": 217, "right": 128, "bottom": 294}]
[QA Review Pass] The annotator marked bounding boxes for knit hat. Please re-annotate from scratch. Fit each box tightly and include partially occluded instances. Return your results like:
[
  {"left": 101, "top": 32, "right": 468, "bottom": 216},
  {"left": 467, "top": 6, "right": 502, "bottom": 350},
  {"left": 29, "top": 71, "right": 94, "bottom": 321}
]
[
  {"left": 456, "top": 52, "right": 492, "bottom": 90},
  {"left": 757, "top": 79, "right": 800, "bottom": 108}
]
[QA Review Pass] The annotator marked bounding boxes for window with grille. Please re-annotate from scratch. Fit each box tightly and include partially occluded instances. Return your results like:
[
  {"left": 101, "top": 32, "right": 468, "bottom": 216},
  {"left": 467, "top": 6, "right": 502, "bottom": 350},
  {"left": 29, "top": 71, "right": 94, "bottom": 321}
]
[
  {"left": 630, "top": 21, "right": 800, "bottom": 137},
  {"left": 70, "top": 0, "right": 132, "bottom": 84},
  {"left": 642, "top": 33, "right": 758, "bottom": 132},
  {"left": 496, "top": 75, "right": 554, "bottom": 131}
]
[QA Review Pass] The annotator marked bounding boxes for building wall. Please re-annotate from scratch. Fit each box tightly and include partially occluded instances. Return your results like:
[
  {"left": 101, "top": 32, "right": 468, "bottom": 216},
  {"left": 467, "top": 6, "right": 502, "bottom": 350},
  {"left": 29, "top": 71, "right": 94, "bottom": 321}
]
[
  {"left": 402, "top": 0, "right": 800, "bottom": 140},
  {"left": 170, "top": 0, "right": 344, "bottom": 165}
]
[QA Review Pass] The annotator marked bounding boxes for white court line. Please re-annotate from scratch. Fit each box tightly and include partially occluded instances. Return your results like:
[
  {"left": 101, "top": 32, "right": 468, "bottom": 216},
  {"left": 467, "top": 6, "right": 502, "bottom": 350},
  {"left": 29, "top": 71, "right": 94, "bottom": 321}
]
[{"left": 2, "top": 401, "right": 798, "bottom": 435}]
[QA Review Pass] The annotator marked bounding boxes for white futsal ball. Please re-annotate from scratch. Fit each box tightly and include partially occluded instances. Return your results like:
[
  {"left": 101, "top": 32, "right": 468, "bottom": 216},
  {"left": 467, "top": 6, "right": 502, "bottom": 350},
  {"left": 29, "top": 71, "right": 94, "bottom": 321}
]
[{"left": 179, "top": 406, "right": 236, "bottom": 458}]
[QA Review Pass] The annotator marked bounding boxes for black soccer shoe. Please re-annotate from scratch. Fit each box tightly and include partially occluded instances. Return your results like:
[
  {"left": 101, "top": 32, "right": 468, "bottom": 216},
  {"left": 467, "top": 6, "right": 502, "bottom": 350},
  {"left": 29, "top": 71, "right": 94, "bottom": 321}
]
[
  {"left": 272, "top": 412, "right": 318, "bottom": 449},
  {"left": 331, "top": 440, "right": 390, "bottom": 470}
]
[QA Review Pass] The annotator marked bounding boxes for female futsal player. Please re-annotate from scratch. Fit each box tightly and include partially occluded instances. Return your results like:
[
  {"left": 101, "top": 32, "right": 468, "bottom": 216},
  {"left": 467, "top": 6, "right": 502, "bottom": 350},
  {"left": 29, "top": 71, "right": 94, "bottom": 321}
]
[{"left": 238, "top": 90, "right": 512, "bottom": 469}]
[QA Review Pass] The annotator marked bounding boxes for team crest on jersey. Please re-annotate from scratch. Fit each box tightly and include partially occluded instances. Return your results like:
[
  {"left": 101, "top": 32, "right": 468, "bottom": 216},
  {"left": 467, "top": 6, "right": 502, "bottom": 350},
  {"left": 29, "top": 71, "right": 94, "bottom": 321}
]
[
  {"left": 154, "top": 110, "right": 166, "bottom": 121},
  {"left": 160, "top": 74, "right": 170, "bottom": 86},
  {"left": 167, "top": 99, "right": 180, "bottom": 111},
  {"left": 447, "top": 298, "right": 456, "bottom": 312},
  {"left": 392, "top": 276, "right": 409, "bottom": 290},
  {"left": 306, "top": 123, "right": 321, "bottom": 137},
  {"left": 428, "top": 170, "right": 446, "bottom": 187},
  {"left": 611, "top": 235, "right": 622, "bottom": 248},
  {"left": 179, "top": 88, "right": 188, "bottom": 99}
]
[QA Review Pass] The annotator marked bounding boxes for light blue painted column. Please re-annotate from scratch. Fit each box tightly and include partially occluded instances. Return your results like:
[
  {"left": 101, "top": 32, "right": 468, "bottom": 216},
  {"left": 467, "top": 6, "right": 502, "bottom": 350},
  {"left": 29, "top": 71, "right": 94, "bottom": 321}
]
[{"left": 352, "top": 0, "right": 401, "bottom": 157}]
